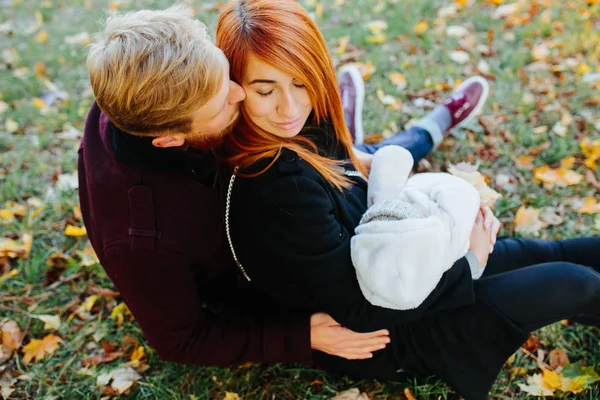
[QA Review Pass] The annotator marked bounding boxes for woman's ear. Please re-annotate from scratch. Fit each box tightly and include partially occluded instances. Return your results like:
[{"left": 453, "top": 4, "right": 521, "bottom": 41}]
[{"left": 152, "top": 135, "right": 185, "bottom": 148}]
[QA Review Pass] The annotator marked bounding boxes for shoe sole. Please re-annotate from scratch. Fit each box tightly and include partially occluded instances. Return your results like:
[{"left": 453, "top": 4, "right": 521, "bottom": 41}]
[
  {"left": 338, "top": 64, "right": 365, "bottom": 145},
  {"left": 451, "top": 75, "right": 490, "bottom": 131}
]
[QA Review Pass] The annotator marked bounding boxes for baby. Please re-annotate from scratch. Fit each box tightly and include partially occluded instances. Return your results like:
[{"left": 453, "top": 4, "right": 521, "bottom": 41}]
[{"left": 351, "top": 145, "right": 483, "bottom": 310}]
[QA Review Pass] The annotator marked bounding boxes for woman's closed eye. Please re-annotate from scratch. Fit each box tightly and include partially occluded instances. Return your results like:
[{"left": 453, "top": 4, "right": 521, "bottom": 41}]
[{"left": 257, "top": 84, "right": 306, "bottom": 97}]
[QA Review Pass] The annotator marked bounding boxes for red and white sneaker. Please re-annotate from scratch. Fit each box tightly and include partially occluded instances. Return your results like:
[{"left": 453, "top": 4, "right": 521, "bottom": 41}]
[
  {"left": 444, "top": 76, "right": 489, "bottom": 131},
  {"left": 338, "top": 64, "right": 365, "bottom": 144}
]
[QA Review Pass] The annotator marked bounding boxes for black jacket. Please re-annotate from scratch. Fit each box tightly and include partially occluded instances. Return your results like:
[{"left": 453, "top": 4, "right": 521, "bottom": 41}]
[{"left": 229, "top": 147, "right": 527, "bottom": 400}]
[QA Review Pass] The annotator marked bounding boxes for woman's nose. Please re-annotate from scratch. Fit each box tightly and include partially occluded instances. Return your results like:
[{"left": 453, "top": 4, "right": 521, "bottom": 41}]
[{"left": 278, "top": 91, "right": 299, "bottom": 118}]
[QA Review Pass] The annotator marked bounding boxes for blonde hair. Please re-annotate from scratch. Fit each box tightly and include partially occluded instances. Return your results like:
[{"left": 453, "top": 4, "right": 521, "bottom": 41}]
[{"left": 87, "top": 4, "right": 224, "bottom": 136}]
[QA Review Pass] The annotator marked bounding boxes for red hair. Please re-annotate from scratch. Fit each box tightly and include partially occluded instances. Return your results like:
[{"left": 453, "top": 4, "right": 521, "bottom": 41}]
[{"left": 216, "top": 0, "right": 366, "bottom": 190}]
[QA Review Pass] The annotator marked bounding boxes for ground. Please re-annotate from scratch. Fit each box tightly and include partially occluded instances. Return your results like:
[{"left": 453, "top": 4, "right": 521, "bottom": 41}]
[{"left": 0, "top": 0, "right": 599, "bottom": 399}]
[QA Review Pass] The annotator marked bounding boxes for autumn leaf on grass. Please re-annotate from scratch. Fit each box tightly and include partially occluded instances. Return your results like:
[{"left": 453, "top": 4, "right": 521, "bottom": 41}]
[
  {"left": 111, "top": 302, "right": 132, "bottom": 327},
  {"left": 580, "top": 138, "right": 600, "bottom": 171},
  {"left": 97, "top": 366, "right": 142, "bottom": 395},
  {"left": 533, "top": 160, "right": 583, "bottom": 189},
  {"left": 68, "top": 295, "right": 98, "bottom": 321},
  {"left": 519, "top": 364, "right": 600, "bottom": 396},
  {"left": 366, "top": 20, "right": 387, "bottom": 44},
  {"left": 330, "top": 388, "right": 369, "bottom": 400},
  {"left": 376, "top": 89, "right": 402, "bottom": 110},
  {"left": 77, "top": 246, "right": 99, "bottom": 267},
  {"left": 22, "top": 334, "right": 63, "bottom": 363},
  {"left": 0, "top": 319, "right": 23, "bottom": 363},
  {"left": 388, "top": 72, "right": 407, "bottom": 90},
  {"left": 223, "top": 392, "right": 242, "bottom": 400},
  {"left": 64, "top": 224, "right": 87, "bottom": 237},
  {"left": 447, "top": 163, "right": 502, "bottom": 207},
  {"left": 412, "top": 20, "right": 428, "bottom": 36},
  {"left": 0, "top": 233, "right": 33, "bottom": 259},
  {"left": 349, "top": 61, "right": 376, "bottom": 80},
  {"left": 577, "top": 196, "right": 600, "bottom": 214},
  {"left": 30, "top": 315, "right": 61, "bottom": 331},
  {"left": 514, "top": 206, "right": 546, "bottom": 236}
]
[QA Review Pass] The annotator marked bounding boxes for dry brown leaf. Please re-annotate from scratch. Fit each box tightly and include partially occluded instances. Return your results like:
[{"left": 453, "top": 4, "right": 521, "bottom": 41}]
[
  {"left": 21, "top": 334, "right": 63, "bottom": 363},
  {"left": 329, "top": 388, "right": 369, "bottom": 400},
  {"left": 549, "top": 348, "right": 570, "bottom": 370},
  {"left": 1, "top": 320, "right": 23, "bottom": 352},
  {"left": 81, "top": 350, "right": 125, "bottom": 367}
]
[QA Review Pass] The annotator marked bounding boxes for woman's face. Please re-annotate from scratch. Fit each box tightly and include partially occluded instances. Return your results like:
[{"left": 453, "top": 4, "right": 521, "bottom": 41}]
[{"left": 241, "top": 54, "right": 313, "bottom": 138}]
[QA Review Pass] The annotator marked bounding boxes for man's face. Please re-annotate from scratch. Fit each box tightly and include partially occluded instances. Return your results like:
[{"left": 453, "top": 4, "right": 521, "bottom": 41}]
[{"left": 183, "top": 56, "right": 246, "bottom": 148}]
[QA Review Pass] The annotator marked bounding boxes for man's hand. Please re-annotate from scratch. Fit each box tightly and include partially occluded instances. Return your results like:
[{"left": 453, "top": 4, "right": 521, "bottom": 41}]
[
  {"left": 353, "top": 148, "right": 374, "bottom": 176},
  {"left": 479, "top": 201, "right": 501, "bottom": 253},
  {"left": 310, "top": 313, "right": 390, "bottom": 360}
]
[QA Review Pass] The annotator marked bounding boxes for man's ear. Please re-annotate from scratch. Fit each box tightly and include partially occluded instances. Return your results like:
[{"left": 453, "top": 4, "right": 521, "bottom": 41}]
[{"left": 151, "top": 135, "right": 185, "bottom": 148}]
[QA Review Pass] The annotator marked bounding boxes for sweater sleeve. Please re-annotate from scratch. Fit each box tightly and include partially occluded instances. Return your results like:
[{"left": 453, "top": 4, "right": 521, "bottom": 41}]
[
  {"left": 100, "top": 245, "right": 312, "bottom": 367},
  {"left": 235, "top": 174, "right": 476, "bottom": 332}
]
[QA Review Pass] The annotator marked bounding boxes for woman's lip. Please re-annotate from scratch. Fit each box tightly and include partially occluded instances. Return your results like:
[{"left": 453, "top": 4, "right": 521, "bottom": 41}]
[{"left": 274, "top": 117, "right": 302, "bottom": 130}]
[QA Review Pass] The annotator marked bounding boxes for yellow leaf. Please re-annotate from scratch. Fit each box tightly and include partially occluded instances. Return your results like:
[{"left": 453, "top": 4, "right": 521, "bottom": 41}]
[
  {"left": 81, "top": 295, "right": 98, "bottom": 312},
  {"left": 542, "top": 369, "right": 562, "bottom": 390},
  {"left": 557, "top": 169, "right": 583, "bottom": 186},
  {"left": 64, "top": 224, "right": 87, "bottom": 237},
  {"left": 489, "top": 0, "right": 503, "bottom": 4},
  {"left": 315, "top": 2, "right": 323, "bottom": 19},
  {"left": 515, "top": 155, "right": 535, "bottom": 169},
  {"left": 36, "top": 30, "right": 48, "bottom": 43},
  {"left": 455, "top": 0, "right": 469, "bottom": 6},
  {"left": 0, "top": 269, "right": 19, "bottom": 284},
  {"left": 447, "top": 163, "right": 502, "bottom": 207},
  {"left": 388, "top": 72, "right": 407, "bottom": 90},
  {"left": 559, "top": 156, "right": 576, "bottom": 169},
  {"left": 1, "top": 320, "right": 23, "bottom": 352},
  {"left": 577, "top": 63, "right": 592, "bottom": 75},
  {"left": 561, "top": 375, "right": 588, "bottom": 394},
  {"left": 577, "top": 196, "right": 600, "bottom": 214},
  {"left": 514, "top": 206, "right": 545, "bottom": 236},
  {"left": 580, "top": 138, "right": 600, "bottom": 158},
  {"left": 0, "top": 233, "right": 33, "bottom": 259},
  {"left": 22, "top": 334, "right": 63, "bottom": 363},
  {"left": 129, "top": 346, "right": 144, "bottom": 365},
  {"left": 335, "top": 36, "right": 350, "bottom": 55},
  {"left": 0, "top": 209, "right": 14, "bottom": 222},
  {"left": 413, "top": 20, "right": 429, "bottom": 36},
  {"left": 111, "top": 302, "right": 131, "bottom": 327},
  {"left": 365, "top": 34, "right": 386, "bottom": 44},
  {"left": 32, "top": 98, "right": 46, "bottom": 109},
  {"left": 223, "top": 392, "right": 241, "bottom": 400}
]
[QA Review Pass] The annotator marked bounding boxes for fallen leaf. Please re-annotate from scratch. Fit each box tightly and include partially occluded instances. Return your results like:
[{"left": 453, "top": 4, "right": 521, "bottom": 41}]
[
  {"left": 365, "top": 34, "right": 386, "bottom": 44},
  {"left": 448, "top": 163, "right": 502, "bottom": 206},
  {"left": 413, "top": 20, "right": 428, "bottom": 36},
  {"left": 533, "top": 165, "right": 583, "bottom": 188},
  {"left": 78, "top": 246, "right": 99, "bottom": 267},
  {"left": 404, "top": 387, "right": 417, "bottom": 400},
  {"left": 549, "top": 348, "right": 570, "bottom": 370},
  {"left": 446, "top": 25, "right": 469, "bottom": 37},
  {"left": 514, "top": 155, "right": 535, "bottom": 169},
  {"left": 31, "top": 315, "right": 61, "bottom": 331},
  {"left": 22, "top": 334, "right": 63, "bottom": 363},
  {"left": 81, "top": 350, "right": 124, "bottom": 367},
  {"left": 514, "top": 206, "right": 546, "bottom": 236},
  {"left": 367, "top": 20, "right": 388, "bottom": 35},
  {"left": 388, "top": 72, "right": 407, "bottom": 90},
  {"left": 577, "top": 196, "right": 600, "bottom": 214},
  {"left": 129, "top": 346, "right": 144, "bottom": 366},
  {"left": 492, "top": 2, "right": 519, "bottom": 19},
  {"left": 64, "top": 224, "right": 87, "bottom": 237},
  {"left": 108, "top": 367, "right": 142, "bottom": 395},
  {"left": 0, "top": 369, "right": 16, "bottom": 399},
  {"left": 223, "top": 392, "right": 241, "bottom": 400},
  {"left": 0, "top": 233, "right": 33, "bottom": 259},
  {"left": 329, "top": 388, "right": 369, "bottom": 400},
  {"left": 376, "top": 88, "right": 402, "bottom": 109},
  {"left": 351, "top": 61, "right": 376, "bottom": 80},
  {"left": 1, "top": 320, "right": 23, "bottom": 352},
  {"left": 315, "top": 3, "right": 323, "bottom": 19}
]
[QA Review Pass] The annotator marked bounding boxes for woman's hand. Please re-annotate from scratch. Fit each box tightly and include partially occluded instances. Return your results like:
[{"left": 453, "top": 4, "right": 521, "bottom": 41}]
[
  {"left": 470, "top": 211, "right": 491, "bottom": 267},
  {"left": 479, "top": 202, "right": 501, "bottom": 253},
  {"left": 310, "top": 313, "right": 390, "bottom": 360}
]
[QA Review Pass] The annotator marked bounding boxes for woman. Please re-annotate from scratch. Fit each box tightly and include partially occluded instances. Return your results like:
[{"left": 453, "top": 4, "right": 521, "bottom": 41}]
[{"left": 216, "top": 0, "right": 600, "bottom": 398}]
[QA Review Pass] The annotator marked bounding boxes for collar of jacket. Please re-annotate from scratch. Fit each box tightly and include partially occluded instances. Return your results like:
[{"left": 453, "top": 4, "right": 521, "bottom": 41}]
[{"left": 110, "top": 122, "right": 220, "bottom": 183}]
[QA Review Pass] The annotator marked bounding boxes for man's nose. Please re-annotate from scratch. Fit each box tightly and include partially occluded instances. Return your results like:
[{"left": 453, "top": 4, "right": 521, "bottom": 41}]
[{"left": 229, "top": 81, "right": 246, "bottom": 104}]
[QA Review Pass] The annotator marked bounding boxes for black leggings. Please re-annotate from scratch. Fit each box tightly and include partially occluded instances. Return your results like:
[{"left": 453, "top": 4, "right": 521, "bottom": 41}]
[{"left": 474, "top": 237, "right": 600, "bottom": 332}]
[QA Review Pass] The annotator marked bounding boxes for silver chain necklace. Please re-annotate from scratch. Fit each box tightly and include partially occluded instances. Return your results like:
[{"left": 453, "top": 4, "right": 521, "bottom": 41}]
[{"left": 225, "top": 166, "right": 252, "bottom": 282}]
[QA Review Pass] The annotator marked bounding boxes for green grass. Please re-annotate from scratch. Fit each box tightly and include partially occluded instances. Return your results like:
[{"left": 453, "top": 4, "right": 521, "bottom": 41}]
[{"left": 1, "top": 0, "right": 599, "bottom": 398}]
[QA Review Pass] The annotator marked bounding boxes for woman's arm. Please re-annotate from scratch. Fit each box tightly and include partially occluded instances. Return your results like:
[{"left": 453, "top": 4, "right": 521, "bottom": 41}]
[{"left": 234, "top": 172, "right": 476, "bottom": 331}]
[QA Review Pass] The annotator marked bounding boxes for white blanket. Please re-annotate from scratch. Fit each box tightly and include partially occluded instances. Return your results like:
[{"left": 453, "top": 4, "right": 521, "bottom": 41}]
[{"left": 351, "top": 146, "right": 481, "bottom": 310}]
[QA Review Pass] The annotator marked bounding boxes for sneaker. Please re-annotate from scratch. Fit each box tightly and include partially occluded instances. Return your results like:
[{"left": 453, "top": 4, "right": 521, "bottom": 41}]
[
  {"left": 443, "top": 76, "right": 489, "bottom": 132},
  {"left": 338, "top": 64, "right": 365, "bottom": 144}
]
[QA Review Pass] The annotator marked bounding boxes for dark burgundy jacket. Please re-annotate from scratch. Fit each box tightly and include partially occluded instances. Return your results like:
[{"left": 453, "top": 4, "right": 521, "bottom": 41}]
[{"left": 78, "top": 102, "right": 312, "bottom": 366}]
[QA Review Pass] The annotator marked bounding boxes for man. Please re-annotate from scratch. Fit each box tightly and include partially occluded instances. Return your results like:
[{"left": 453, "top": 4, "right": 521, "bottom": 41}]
[{"left": 79, "top": 5, "right": 490, "bottom": 368}]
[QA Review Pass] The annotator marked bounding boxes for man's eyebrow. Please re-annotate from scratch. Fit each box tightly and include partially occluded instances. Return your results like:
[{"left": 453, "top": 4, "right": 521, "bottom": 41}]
[{"left": 248, "top": 79, "right": 276, "bottom": 85}]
